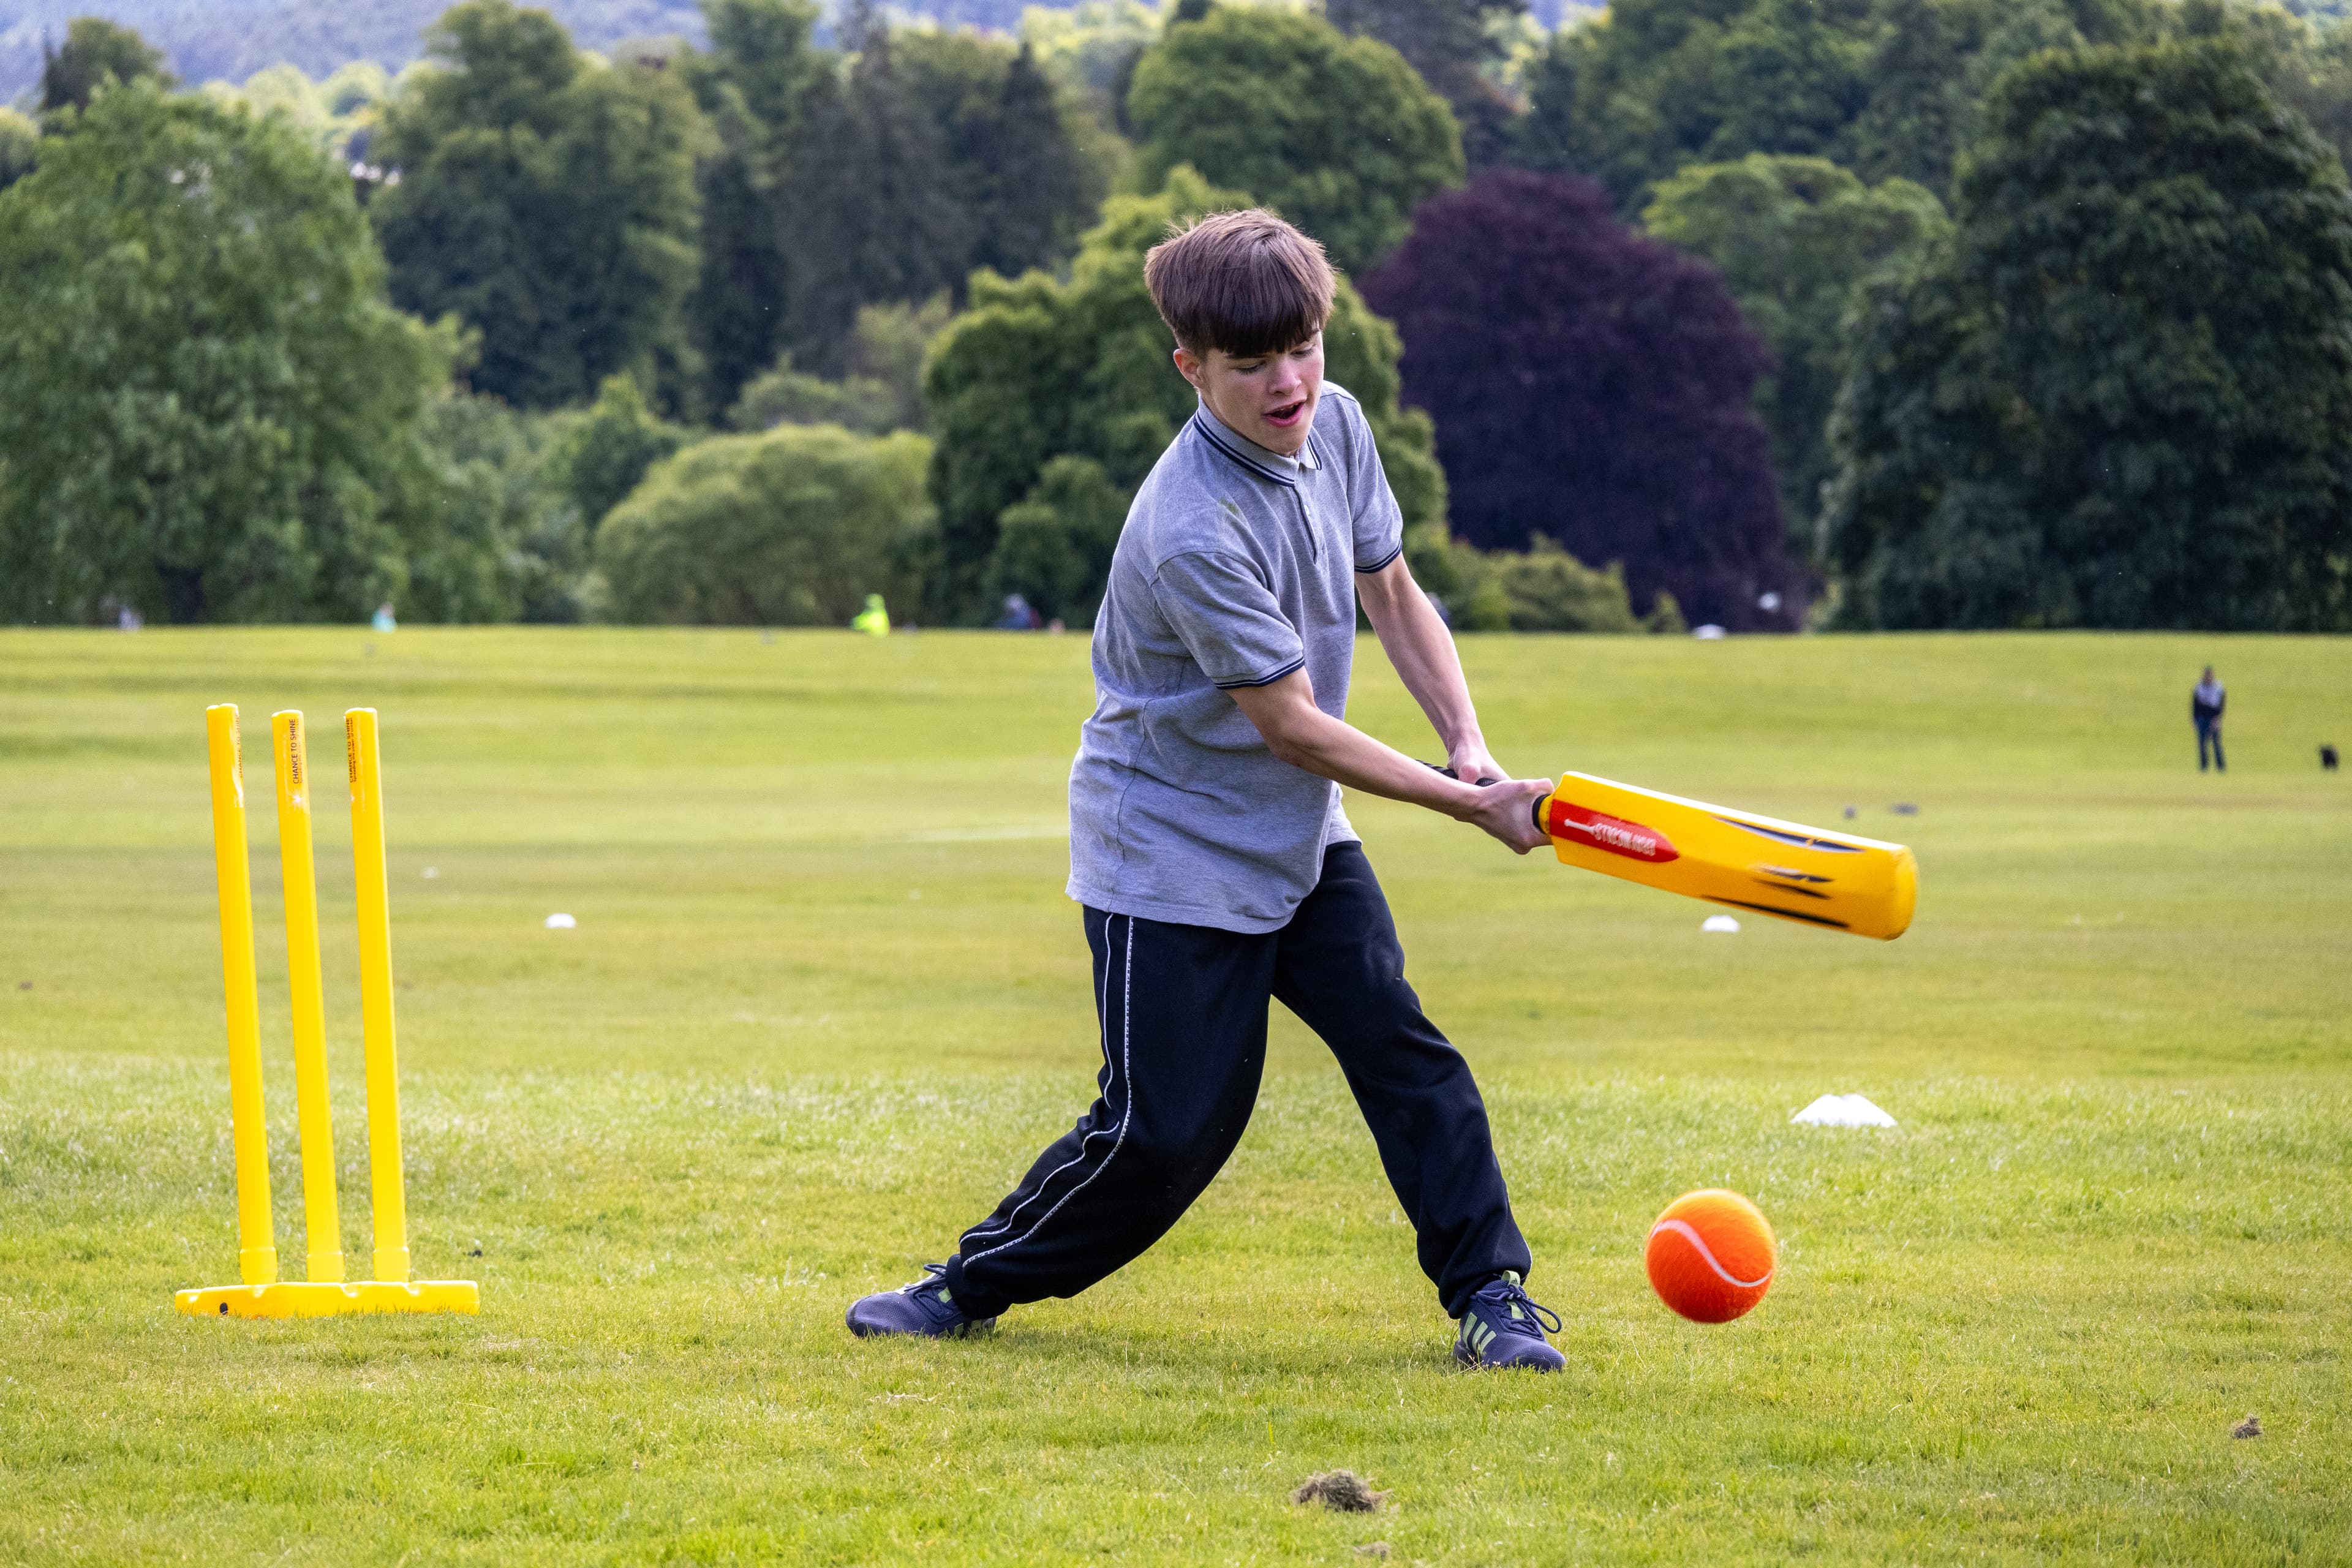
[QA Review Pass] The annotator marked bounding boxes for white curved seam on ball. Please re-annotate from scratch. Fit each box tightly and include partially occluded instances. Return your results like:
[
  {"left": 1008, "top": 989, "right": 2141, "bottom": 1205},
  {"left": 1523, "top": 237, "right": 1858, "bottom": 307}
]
[{"left": 1650, "top": 1219, "right": 1773, "bottom": 1289}]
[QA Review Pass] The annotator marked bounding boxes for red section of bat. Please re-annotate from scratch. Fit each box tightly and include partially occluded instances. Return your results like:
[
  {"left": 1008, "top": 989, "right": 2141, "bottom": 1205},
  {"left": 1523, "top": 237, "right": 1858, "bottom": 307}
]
[{"left": 1545, "top": 801, "right": 1680, "bottom": 863}]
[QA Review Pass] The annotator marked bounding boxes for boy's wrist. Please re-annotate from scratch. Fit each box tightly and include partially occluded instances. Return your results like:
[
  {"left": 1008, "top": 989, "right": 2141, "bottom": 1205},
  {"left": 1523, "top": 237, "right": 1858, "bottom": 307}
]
[
  {"left": 1439, "top": 777, "right": 1490, "bottom": 821},
  {"left": 1444, "top": 729, "right": 1488, "bottom": 763}
]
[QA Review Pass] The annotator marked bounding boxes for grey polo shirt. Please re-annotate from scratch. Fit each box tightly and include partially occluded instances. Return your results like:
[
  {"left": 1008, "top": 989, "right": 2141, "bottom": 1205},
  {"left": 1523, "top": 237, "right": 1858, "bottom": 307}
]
[{"left": 1066, "top": 383, "right": 1405, "bottom": 933}]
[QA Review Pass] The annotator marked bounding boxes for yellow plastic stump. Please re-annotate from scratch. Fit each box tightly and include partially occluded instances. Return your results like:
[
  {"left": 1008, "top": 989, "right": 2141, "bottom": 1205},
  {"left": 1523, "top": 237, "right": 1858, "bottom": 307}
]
[
  {"left": 205, "top": 706, "right": 278, "bottom": 1287},
  {"left": 273, "top": 712, "right": 344, "bottom": 1283},
  {"left": 345, "top": 708, "right": 412, "bottom": 1285}
]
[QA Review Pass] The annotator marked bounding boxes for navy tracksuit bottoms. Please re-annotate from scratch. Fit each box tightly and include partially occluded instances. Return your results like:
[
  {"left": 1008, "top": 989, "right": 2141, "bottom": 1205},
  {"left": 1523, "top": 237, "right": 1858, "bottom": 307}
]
[{"left": 941, "top": 842, "right": 1531, "bottom": 1321}]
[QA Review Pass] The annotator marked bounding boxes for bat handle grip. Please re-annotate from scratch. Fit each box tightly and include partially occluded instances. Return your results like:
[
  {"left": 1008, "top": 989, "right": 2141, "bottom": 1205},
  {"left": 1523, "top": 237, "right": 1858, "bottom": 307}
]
[{"left": 1424, "top": 763, "right": 1553, "bottom": 837}]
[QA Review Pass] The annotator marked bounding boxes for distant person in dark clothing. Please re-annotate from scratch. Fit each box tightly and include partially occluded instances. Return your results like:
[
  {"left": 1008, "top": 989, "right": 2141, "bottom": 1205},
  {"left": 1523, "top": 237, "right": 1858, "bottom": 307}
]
[{"left": 2193, "top": 666, "right": 2226, "bottom": 772}]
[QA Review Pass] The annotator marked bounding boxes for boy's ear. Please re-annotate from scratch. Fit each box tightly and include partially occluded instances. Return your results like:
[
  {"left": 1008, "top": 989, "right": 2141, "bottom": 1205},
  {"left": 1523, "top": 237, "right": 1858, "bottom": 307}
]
[{"left": 1172, "top": 345, "right": 1206, "bottom": 391}]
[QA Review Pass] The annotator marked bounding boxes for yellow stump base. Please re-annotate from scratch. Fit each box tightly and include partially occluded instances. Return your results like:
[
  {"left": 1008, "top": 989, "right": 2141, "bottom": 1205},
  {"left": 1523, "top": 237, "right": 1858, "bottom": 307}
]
[{"left": 175, "top": 1280, "right": 480, "bottom": 1318}]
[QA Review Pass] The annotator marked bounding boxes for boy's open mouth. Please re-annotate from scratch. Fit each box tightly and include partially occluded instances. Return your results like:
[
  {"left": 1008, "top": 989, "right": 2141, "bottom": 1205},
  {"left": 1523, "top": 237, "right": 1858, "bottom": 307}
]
[{"left": 1265, "top": 399, "right": 1308, "bottom": 428}]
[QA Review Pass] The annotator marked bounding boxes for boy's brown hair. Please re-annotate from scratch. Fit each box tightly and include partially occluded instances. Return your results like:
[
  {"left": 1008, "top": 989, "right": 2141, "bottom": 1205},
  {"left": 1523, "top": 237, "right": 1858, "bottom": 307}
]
[{"left": 1144, "top": 209, "right": 1336, "bottom": 358}]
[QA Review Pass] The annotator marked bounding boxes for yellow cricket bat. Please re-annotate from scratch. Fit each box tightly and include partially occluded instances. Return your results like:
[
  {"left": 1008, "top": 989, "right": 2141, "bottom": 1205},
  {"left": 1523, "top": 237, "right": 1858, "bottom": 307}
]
[{"left": 1531, "top": 772, "right": 1917, "bottom": 940}]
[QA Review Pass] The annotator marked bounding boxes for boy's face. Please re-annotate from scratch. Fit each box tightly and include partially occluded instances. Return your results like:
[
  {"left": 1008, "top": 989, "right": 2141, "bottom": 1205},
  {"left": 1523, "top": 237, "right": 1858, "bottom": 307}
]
[{"left": 1174, "top": 331, "right": 1325, "bottom": 456}]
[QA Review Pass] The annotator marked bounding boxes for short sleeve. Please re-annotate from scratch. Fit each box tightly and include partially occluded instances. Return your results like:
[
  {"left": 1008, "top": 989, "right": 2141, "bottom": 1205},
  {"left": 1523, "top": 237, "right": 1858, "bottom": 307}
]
[
  {"left": 1150, "top": 550, "right": 1306, "bottom": 689},
  {"left": 1339, "top": 400, "right": 1404, "bottom": 572}
]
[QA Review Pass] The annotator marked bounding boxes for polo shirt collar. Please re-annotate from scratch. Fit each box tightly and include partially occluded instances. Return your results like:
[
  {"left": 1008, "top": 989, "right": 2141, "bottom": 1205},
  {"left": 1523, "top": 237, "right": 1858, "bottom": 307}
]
[{"left": 1194, "top": 398, "right": 1320, "bottom": 485}]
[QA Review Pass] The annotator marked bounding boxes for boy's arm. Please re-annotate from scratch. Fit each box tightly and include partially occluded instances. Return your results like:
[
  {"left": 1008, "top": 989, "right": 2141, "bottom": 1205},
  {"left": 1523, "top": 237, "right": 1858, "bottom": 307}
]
[
  {"left": 1223, "top": 668, "right": 1552, "bottom": 851},
  {"left": 1225, "top": 671, "right": 1551, "bottom": 853},
  {"left": 1355, "top": 554, "right": 1512, "bottom": 786},
  {"left": 1147, "top": 533, "right": 1546, "bottom": 851}
]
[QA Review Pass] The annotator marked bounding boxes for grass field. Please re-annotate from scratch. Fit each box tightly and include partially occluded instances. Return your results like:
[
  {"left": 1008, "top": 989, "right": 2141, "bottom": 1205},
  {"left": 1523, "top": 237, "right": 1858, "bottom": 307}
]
[{"left": 2, "top": 626, "right": 2348, "bottom": 1564}]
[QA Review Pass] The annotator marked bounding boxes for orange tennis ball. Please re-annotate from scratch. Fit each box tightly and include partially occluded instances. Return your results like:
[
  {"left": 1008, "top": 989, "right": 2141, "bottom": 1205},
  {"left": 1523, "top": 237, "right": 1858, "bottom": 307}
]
[{"left": 1645, "top": 1188, "right": 1777, "bottom": 1323}]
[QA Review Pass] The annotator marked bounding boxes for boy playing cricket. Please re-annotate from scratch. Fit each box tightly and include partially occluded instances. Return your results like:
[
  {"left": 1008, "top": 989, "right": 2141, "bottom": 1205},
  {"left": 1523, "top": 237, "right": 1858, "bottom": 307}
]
[{"left": 845, "top": 210, "right": 1566, "bottom": 1370}]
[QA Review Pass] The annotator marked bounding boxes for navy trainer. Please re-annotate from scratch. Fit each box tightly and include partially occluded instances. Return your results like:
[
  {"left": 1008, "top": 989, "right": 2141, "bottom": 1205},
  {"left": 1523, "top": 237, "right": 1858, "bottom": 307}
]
[
  {"left": 1453, "top": 1272, "right": 1564, "bottom": 1371},
  {"left": 845, "top": 1264, "right": 998, "bottom": 1340}
]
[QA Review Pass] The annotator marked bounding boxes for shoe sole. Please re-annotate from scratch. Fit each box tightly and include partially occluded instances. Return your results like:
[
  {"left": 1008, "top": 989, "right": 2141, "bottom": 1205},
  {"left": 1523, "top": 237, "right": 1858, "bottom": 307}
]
[
  {"left": 1453, "top": 1341, "right": 1563, "bottom": 1371},
  {"left": 845, "top": 1311, "right": 999, "bottom": 1340}
]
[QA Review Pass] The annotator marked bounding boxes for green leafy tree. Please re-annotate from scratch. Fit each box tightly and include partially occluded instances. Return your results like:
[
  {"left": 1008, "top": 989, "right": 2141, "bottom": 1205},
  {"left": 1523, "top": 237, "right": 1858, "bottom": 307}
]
[
  {"left": 698, "top": 0, "right": 819, "bottom": 139},
  {"left": 201, "top": 61, "right": 396, "bottom": 157},
  {"left": 369, "top": 0, "right": 711, "bottom": 412},
  {"left": 1643, "top": 154, "right": 1946, "bottom": 549},
  {"left": 0, "top": 108, "right": 38, "bottom": 191},
  {"left": 1704, "top": 0, "right": 1871, "bottom": 163},
  {"left": 964, "top": 42, "right": 1107, "bottom": 279},
  {"left": 1923, "top": 0, "right": 2168, "bottom": 180},
  {"left": 2185, "top": 0, "right": 2352, "bottom": 184},
  {"left": 924, "top": 167, "right": 1446, "bottom": 624},
  {"left": 414, "top": 393, "right": 584, "bottom": 622},
  {"left": 1126, "top": 7, "right": 1464, "bottom": 271},
  {"left": 1509, "top": 0, "right": 1877, "bottom": 209},
  {"left": 1509, "top": 0, "right": 1765, "bottom": 207},
  {"left": 776, "top": 24, "right": 1110, "bottom": 375},
  {"left": 542, "top": 374, "right": 696, "bottom": 534},
  {"left": 410, "top": 381, "right": 690, "bottom": 625},
  {"left": 729, "top": 358, "right": 898, "bottom": 432},
  {"left": 986, "top": 454, "right": 1131, "bottom": 623},
  {"left": 39, "top": 17, "right": 173, "bottom": 114},
  {"left": 688, "top": 5, "right": 1112, "bottom": 397},
  {"left": 774, "top": 27, "right": 968, "bottom": 375},
  {"left": 596, "top": 424, "right": 932, "bottom": 624},
  {"left": 895, "top": 30, "right": 1112, "bottom": 282},
  {"left": 730, "top": 294, "right": 952, "bottom": 433},
  {"left": 1961, "top": 0, "right": 2086, "bottom": 92},
  {"left": 1430, "top": 535, "right": 1646, "bottom": 631},
  {"left": 1823, "top": 39, "right": 2352, "bottom": 629},
  {"left": 1846, "top": 0, "right": 1969, "bottom": 189},
  {"left": 0, "top": 86, "right": 460, "bottom": 625},
  {"left": 683, "top": 0, "right": 826, "bottom": 412},
  {"left": 1324, "top": 0, "right": 1529, "bottom": 167},
  {"left": 1514, "top": 0, "right": 2162, "bottom": 209},
  {"left": 1506, "top": 20, "right": 1578, "bottom": 173},
  {"left": 1021, "top": 0, "right": 1164, "bottom": 126}
]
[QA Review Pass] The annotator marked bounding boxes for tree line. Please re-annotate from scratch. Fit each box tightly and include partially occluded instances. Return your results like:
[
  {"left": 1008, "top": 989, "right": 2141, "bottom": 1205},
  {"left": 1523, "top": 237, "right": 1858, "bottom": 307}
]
[{"left": 3, "top": 0, "right": 2349, "bottom": 632}]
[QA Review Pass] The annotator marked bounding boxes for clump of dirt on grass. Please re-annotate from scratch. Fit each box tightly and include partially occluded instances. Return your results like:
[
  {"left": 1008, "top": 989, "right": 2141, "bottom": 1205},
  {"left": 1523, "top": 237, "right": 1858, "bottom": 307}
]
[
  {"left": 1292, "top": 1471, "right": 1388, "bottom": 1512},
  {"left": 2232, "top": 1414, "right": 2263, "bottom": 1439}
]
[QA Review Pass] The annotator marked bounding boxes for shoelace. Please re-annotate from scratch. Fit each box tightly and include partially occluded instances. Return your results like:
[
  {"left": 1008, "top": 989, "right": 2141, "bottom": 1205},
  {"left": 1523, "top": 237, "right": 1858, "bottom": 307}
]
[
  {"left": 901, "top": 1262, "right": 951, "bottom": 1298},
  {"left": 1475, "top": 1277, "right": 1562, "bottom": 1337}
]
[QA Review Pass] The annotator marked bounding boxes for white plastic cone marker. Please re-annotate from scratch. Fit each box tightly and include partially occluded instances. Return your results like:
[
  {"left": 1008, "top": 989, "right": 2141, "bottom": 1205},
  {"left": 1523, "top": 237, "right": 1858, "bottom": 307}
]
[
  {"left": 545, "top": 913, "right": 576, "bottom": 930},
  {"left": 1791, "top": 1093, "right": 1898, "bottom": 1128},
  {"left": 1702, "top": 914, "right": 1741, "bottom": 933}
]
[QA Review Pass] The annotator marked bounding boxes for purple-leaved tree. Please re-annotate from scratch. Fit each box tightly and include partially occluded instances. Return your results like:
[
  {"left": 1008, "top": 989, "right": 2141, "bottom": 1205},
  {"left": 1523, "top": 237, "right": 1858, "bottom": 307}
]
[{"left": 1362, "top": 170, "right": 1804, "bottom": 631}]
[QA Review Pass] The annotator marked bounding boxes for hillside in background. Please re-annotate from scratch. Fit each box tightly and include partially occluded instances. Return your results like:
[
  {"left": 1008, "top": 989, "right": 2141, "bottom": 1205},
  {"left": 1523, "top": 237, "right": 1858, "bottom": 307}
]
[
  {"left": 0, "top": 0, "right": 710, "bottom": 99},
  {"left": 1, "top": 0, "right": 1597, "bottom": 104}
]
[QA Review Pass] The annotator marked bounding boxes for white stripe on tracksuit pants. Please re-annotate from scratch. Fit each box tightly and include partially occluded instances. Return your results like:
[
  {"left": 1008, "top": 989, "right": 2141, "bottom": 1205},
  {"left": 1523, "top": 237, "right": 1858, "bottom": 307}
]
[{"left": 939, "top": 843, "right": 1531, "bottom": 1321}]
